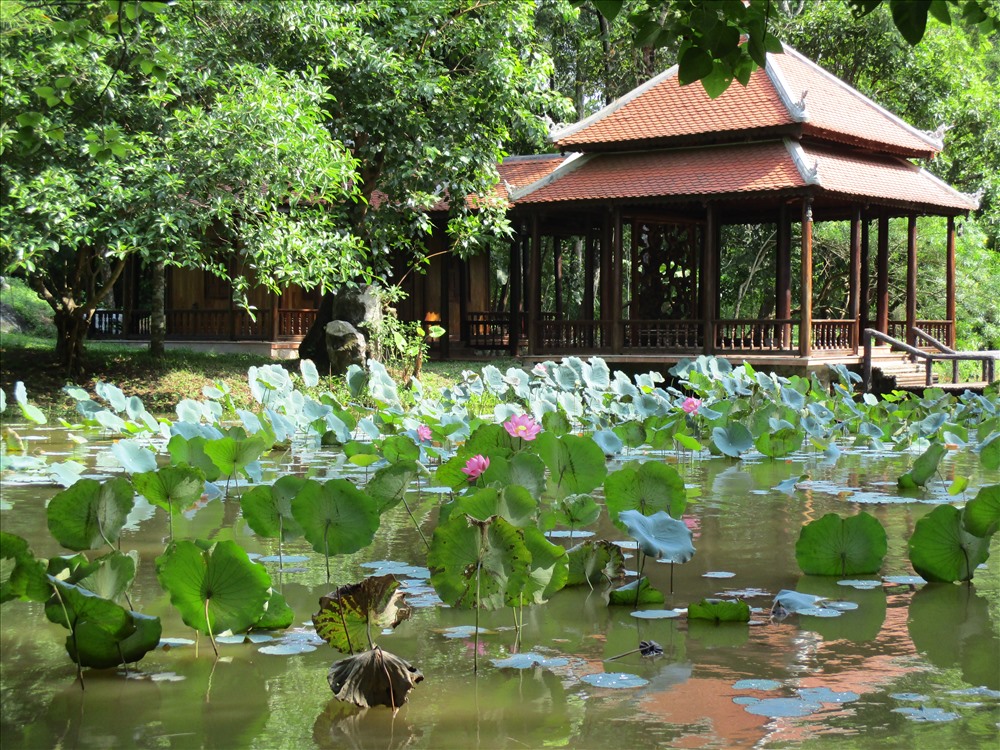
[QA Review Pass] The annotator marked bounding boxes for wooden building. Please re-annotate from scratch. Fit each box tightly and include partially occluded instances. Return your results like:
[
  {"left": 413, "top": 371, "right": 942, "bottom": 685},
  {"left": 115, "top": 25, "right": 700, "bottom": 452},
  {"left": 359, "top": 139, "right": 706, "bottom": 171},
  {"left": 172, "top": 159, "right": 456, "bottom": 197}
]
[{"left": 93, "top": 45, "right": 979, "bottom": 375}]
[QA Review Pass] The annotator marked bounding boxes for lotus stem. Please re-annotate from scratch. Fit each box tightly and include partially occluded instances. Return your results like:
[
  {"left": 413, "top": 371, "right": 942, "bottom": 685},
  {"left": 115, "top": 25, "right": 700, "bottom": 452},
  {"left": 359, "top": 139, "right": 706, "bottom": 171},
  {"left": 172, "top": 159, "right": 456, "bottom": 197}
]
[
  {"left": 401, "top": 495, "right": 429, "bottom": 552},
  {"left": 205, "top": 599, "right": 219, "bottom": 657}
]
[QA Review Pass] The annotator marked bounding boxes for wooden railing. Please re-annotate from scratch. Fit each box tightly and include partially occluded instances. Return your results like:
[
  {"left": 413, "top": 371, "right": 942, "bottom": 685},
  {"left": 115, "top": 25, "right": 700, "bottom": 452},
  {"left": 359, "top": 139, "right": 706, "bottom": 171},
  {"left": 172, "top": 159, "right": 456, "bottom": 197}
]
[
  {"left": 715, "top": 319, "right": 798, "bottom": 354},
  {"left": 278, "top": 309, "right": 317, "bottom": 338},
  {"left": 539, "top": 319, "right": 609, "bottom": 351},
  {"left": 888, "top": 320, "right": 953, "bottom": 346},
  {"left": 623, "top": 320, "right": 701, "bottom": 350},
  {"left": 466, "top": 311, "right": 518, "bottom": 349},
  {"left": 863, "top": 328, "right": 996, "bottom": 391},
  {"left": 90, "top": 310, "right": 150, "bottom": 339},
  {"left": 812, "top": 319, "right": 856, "bottom": 352}
]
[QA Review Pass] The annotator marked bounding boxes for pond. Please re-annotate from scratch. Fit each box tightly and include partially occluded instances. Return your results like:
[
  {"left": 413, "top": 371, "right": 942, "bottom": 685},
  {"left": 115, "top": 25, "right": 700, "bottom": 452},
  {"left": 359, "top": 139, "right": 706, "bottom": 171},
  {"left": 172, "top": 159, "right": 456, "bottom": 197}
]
[{"left": 1, "top": 362, "right": 999, "bottom": 750}]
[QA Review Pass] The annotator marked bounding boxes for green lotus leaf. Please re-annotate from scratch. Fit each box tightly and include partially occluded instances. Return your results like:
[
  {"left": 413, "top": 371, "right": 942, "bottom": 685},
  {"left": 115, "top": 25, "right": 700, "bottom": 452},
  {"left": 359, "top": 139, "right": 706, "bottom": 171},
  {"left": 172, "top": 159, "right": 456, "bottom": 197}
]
[
  {"left": 532, "top": 432, "right": 608, "bottom": 497},
  {"left": 712, "top": 423, "right": 754, "bottom": 458},
  {"left": 68, "top": 609, "right": 162, "bottom": 669},
  {"left": 203, "top": 435, "right": 267, "bottom": 478},
  {"left": 444, "top": 486, "right": 538, "bottom": 529},
  {"left": 364, "top": 461, "right": 419, "bottom": 514},
  {"left": 111, "top": 439, "right": 157, "bottom": 472},
  {"left": 613, "top": 421, "right": 647, "bottom": 448},
  {"left": 45, "top": 578, "right": 131, "bottom": 639},
  {"left": 428, "top": 514, "right": 531, "bottom": 610},
  {"left": 75, "top": 550, "right": 137, "bottom": 603},
  {"left": 291, "top": 479, "right": 380, "bottom": 559},
  {"left": 313, "top": 575, "right": 411, "bottom": 653},
  {"left": 755, "top": 427, "right": 804, "bottom": 458},
  {"left": 963, "top": 484, "right": 1000, "bottom": 537},
  {"left": 542, "top": 410, "right": 571, "bottom": 437},
  {"left": 241, "top": 476, "right": 310, "bottom": 540},
  {"left": 795, "top": 512, "right": 888, "bottom": 576},
  {"left": 565, "top": 540, "right": 626, "bottom": 586},
  {"left": 604, "top": 461, "right": 686, "bottom": 527},
  {"left": 271, "top": 475, "right": 307, "bottom": 539},
  {"left": 482, "top": 452, "right": 546, "bottom": 497},
  {"left": 980, "top": 432, "right": 1000, "bottom": 470},
  {"left": 47, "top": 477, "right": 135, "bottom": 552},
  {"left": 133, "top": 465, "right": 205, "bottom": 514},
  {"left": 167, "top": 434, "right": 222, "bottom": 482},
  {"left": 687, "top": 598, "right": 751, "bottom": 623},
  {"left": 379, "top": 435, "right": 420, "bottom": 464},
  {"left": 0, "top": 531, "right": 50, "bottom": 603},
  {"left": 546, "top": 494, "right": 601, "bottom": 532},
  {"left": 516, "top": 526, "right": 569, "bottom": 605},
  {"left": 608, "top": 576, "right": 664, "bottom": 606},
  {"left": 908, "top": 505, "right": 992, "bottom": 583},
  {"left": 255, "top": 588, "right": 294, "bottom": 630},
  {"left": 156, "top": 539, "right": 271, "bottom": 635},
  {"left": 618, "top": 509, "right": 694, "bottom": 563},
  {"left": 465, "top": 423, "right": 517, "bottom": 460},
  {"left": 898, "top": 442, "right": 947, "bottom": 489}
]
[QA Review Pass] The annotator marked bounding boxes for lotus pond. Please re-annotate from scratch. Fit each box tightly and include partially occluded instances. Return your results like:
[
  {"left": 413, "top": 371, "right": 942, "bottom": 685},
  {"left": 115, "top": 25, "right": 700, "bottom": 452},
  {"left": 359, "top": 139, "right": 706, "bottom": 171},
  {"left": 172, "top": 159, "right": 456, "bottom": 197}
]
[{"left": 1, "top": 357, "right": 999, "bottom": 749}]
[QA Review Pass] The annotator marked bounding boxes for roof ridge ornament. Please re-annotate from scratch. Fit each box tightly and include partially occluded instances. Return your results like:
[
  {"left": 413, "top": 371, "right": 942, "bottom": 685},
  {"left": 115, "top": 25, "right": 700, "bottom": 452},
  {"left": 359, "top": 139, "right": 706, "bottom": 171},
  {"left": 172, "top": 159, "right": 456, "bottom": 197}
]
[
  {"left": 784, "top": 139, "right": 820, "bottom": 186},
  {"left": 765, "top": 49, "right": 808, "bottom": 122}
]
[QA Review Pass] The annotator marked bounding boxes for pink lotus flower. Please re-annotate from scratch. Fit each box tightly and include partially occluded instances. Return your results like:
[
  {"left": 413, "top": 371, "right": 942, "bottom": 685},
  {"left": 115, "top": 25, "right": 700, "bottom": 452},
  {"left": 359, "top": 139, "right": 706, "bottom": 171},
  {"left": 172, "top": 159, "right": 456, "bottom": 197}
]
[
  {"left": 504, "top": 414, "right": 541, "bottom": 441},
  {"left": 532, "top": 363, "right": 548, "bottom": 377},
  {"left": 681, "top": 397, "right": 702, "bottom": 414},
  {"left": 461, "top": 454, "right": 490, "bottom": 481},
  {"left": 417, "top": 424, "right": 432, "bottom": 442}
]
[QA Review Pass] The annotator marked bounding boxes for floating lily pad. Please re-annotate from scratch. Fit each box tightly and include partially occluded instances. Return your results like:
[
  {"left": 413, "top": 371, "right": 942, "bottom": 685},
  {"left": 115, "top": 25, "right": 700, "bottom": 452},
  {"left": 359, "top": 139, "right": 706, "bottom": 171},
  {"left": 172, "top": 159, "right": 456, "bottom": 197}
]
[
  {"left": 733, "top": 679, "right": 782, "bottom": 691},
  {"left": 492, "top": 652, "right": 569, "bottom": 669},
  {"left": 258, "top": 642, "right": 317, "bottom": 655},
  {"left": 733, "top": 696, "right": 760, "bottom": 705},
  {"left": 892, "top": 706, "right": 960, "bottom": 723},
  {"left": 703, "top": 571, "right": 735, "bottom": 578},
  {"left": 797, "top": 606, "right": 842, "bottom": 618},
  {"left": 837, "top": 579, "right": 882, "bottom": 589},
  {"left": 439, "top": 625, "right": 490, "bottom": 639},
  {"left": 580, "top": 672, "right": 649, "bottom": 689},
  {"left": 947, "top": 687, "right": 1000, "bottom": 698},
  {"left": 158, "top": 637, "right": 195, "bottom": 648},
  {"left": 546, "top": 529, "right": 595, "bottom": 538},
  {"left": 797, "top": 687, "right": 859, "bottom": 703},
  {"left": 890, "top": 692, "right": 929, "bottom": 702},
  {"left": 742, "top": 697, "right": 821, "bottom": 717},
  {"left": 630, "top": 609, "right": 682, "bottom": 619},
  {"left": 257, "top": 555, "right": 310, "bottom": 564},
  {"left": 150, "top": 672, "right": 186, "bottom": 682},
  {"left": 822, "top": 600, "right": 859, "bottom": 611}
]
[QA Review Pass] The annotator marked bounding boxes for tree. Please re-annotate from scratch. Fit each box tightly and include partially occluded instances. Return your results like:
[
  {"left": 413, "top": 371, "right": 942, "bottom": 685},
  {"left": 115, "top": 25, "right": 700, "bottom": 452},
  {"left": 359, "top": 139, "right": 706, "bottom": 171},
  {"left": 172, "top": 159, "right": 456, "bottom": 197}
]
[
  {"left": 1, "top": 1, "right": 364, "bottom": 373},
  {"left": 579, "top": 0, "right": 998, "bottom": 98}
]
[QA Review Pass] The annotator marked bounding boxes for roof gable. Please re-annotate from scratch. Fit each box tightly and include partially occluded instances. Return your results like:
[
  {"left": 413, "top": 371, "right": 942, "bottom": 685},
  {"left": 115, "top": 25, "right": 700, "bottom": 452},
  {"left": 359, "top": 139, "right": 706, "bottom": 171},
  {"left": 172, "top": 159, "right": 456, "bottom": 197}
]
[{"left": 551, "top": 45, "right": 941, "bottom": 159}]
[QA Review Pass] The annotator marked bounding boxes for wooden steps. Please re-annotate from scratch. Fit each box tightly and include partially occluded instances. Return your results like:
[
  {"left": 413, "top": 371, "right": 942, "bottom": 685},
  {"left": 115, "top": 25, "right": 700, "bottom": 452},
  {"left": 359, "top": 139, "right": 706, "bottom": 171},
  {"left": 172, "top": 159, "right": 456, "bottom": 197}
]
[{"left": 870, "top": 351, "right": 936, "bottom": 389}]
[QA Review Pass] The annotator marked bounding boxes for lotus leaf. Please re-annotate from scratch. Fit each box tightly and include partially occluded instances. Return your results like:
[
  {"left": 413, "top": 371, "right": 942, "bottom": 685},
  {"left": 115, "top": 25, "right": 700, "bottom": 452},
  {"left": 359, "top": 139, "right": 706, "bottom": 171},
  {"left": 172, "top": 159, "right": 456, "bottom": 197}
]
[
  {"left": 380, "top": 435, "right": 420, "bottom": 464},
  {"left": 0, "top": 531, "right": 50, "bottom": 603},
  {"left": 13, "top": 381, "right": 45, "bottom": 424},
  {"left": 908, "top": 504, "right": 991, "bottom": 582},
  {"left": 516, "top": 526, "right": 569, "bottom": 605},
  {"left": 545, "top": 493, "right": 601, "bottom": 533},
  {"left": 364, "top": 461, "right": 420, "bottom": 513},
  {"left": 688, "top": 598, "right": 751, "bottom": 622},
  {"left": 133, "top": 466, "right": 205, "bottom": 515},
  {"left": 313, "top": 575, "right": 411, "bottom": 653},
  {"left": 712, "top": 423, "right": 754, "bottom": 458},
  {"left": 291, "top": 478, "right": 380, "bottom": 561},
  {"left": 898, "top": 442, "right": 947, "bottom": 489},
  {"left": 532, "top": 432, "right": 607, "bottom": 497},
  {"left": 604, "top": 462, "right": 686, "bottom": 527},
  {"left": 565, "top": 540, "right": 626, "bottom": 586},
  {"left": 963, "top": 484, "right": 1000, "bottom": 537},
  {"left": 68, "top": 609, "right": 162, "bottom": 669},
  {"left": 980, "top": 432, "right": 1000, "bottom": 471},
  {"left": 111, "top": 439, "right": 157, "bottom": 473},
  {"left": 204, "top": 435, "right": 268, "bottom": 479},
  {"left": 74, "top": 550, "right": 137, "bottom": 603},
  {"left": 618, "top": 509, "right": 694, "bottom": 563},
  {"left": 47, "top": 477, "right": 134, "bottom": 551},
  {"left": 755, "top": 427, "right": 803, "bottom": 458},
  {"left": 592, "top": 429, "right": 624, "bottom": 456},
  {"left": 156, "top": 539, "right": 271, "bottom": 635},
  {"left": 442, "top": 486, "right": 538, "bottom": 529},
  {"left": 428, "top": 514, "right": 531, "bottom": 610},
  {"left": 167, "top": 434, "right": 222, "bottom": 481},
  {"left": 795, "top": 512, "right": 887, "bottom": 576},
  {"left": 542, "top": 410, "right": 571, "bottom": 437},
  {"left": 608, "top": 576, "right": 664, "bottom": 605},
  {"left": 299, "top": 358, "right": 319, "bottom": 388},
  {"left": 327, "top": 646, "right": 423, "bottom": 709}
]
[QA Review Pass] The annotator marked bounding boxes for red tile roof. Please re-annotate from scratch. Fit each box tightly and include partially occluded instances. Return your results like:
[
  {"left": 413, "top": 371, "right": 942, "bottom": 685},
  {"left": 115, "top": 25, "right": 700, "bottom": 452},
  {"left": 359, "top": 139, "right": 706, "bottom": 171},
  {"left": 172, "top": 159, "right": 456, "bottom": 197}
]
[
  {"left": 552, "top": 45, "right": 941, "bottom": 159},
  {"left": 771, "top": 47, "right": 941, "bottom": 158},
  {"left": 511, "top": 140, "right": 977, "bottom": 213}
]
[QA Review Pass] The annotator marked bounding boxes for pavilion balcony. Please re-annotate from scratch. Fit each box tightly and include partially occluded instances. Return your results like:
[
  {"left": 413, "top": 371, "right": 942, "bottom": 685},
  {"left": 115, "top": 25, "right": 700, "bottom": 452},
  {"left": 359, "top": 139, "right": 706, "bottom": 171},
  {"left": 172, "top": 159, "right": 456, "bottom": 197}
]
[{"left": 89, "top": 308, "right": 319, "bottom": 342}]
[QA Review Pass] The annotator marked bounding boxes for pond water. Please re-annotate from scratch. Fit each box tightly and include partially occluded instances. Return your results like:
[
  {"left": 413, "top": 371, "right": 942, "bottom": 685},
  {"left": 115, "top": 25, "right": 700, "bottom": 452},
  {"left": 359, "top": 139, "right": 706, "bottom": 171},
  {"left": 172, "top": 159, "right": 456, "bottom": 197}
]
[{"left": 2, "top": 427, "right": 999, "bottom": 750}]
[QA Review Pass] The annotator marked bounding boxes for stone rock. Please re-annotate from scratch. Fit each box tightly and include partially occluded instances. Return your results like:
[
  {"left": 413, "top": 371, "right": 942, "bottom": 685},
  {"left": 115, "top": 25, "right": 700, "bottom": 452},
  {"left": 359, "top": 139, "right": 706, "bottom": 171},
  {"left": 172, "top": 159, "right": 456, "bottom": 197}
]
[{"left": 325, "top": 320, "right": 367, "bottom": 375}]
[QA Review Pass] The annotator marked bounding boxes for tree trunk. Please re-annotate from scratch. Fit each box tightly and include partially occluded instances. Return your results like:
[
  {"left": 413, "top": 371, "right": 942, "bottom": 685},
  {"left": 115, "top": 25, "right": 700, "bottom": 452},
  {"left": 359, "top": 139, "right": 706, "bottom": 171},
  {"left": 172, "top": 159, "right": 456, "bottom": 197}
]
[
  {"left": 54, "top": 308, "right": 89, "bottom": 378},
  {"left": 149, "top": 259, "right": 166, "bottom": 358},
  {"left": 298, "top": 292, "right": 336, "bottom": 372}
]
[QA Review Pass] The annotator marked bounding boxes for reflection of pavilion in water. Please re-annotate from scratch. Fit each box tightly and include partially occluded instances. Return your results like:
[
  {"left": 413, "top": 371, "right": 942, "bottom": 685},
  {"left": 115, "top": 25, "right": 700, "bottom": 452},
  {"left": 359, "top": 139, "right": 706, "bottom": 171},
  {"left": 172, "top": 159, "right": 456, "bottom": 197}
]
[{"left": 632, "top": 593, "right": 921, "bottom": 748}]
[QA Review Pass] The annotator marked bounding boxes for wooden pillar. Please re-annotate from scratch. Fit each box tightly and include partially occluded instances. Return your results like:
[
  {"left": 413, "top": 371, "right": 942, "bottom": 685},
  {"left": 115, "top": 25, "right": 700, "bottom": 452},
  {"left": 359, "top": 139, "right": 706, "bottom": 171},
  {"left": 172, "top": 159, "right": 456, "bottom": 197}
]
[
  {"left": 440, "top": 248, "right": 451, "bottom": 358},
  {"left": 270, "top": 290, "right": 280, "bottom": 341},
  {"left": 458, "top": 257, "right": 469, "bottom": 343},
  {"left": 611, "top": 207, "right": 624, "bottom": 353},
  {"left": 701, "top": 202, "right": 717, "bottom": 353},
  {"left": 508, "top": 232, "right": 521, "bottom": 356},
  {"left": 600, "top": 210, "right": 613, "bottom": 343},
  {"left": 553, "top": 237, "right": 563, "bottom": 319},
  {"left": 775, "top": 203, "right": 791, "bottom": 348},
  {"left": 946, "top": 216, "right": 956, "bottom": 347},
  {"left": 849, "top": 206, "right": 862, "bottom": 353},
  {"left": 528, "top": 215, "right": 542, "bottom": 356},
  {"left": 860, "top": 216, "right": 871, "bottom": 333},
  {"left": 583, "top": 224, "right": 595, "bottom": 322},
  {"left": 876, "top": 212, "right": 889, "bottom": 335},
  {"left": 799, "top": 199, "right": 813, "bottom": 357},
  {"left": 906, "top": 215, "right": 918, "bottom": 346}
]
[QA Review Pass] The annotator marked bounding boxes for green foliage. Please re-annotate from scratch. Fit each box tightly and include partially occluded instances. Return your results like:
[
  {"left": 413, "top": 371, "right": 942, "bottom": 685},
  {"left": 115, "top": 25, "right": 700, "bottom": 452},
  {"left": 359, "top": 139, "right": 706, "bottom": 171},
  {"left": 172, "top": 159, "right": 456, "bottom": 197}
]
[
  {"left": 312, "top": 575, "right": 411, "bottom": 654},
  {"left": 0, "top": 531, "right": 50, "bottom": 603},
  {"left": 46, "top": 477, "right": 134, "bottom": 551},
  {"left": 608, "top": 576, "right": 664, "bottom": 605},
  {"left": 687, "top": 598, "right": 751, "bottom": 623},
  {"left": 898, "top": 442, "right": 948, "bottom": 489},
  {"left": 907, "top": 504, "right": 992, "bottom": 582},
  {"left": 795, "top": 512, "right": 888, "bottom": 576},
  {"left": 133, "top": 466, "right": 205, "bottom": 515},
  {"left": 156, "top": 539, "right": 271, "bottom": 636},
  {"left": 291, "top": 479, "right": 381, "bottom": 560},
  {"left": 604, "top": 461, "right": 687, "bottom": 527},
  {"left": 618, "top": 509, "right": 695, "bottom": 563},
  {"left": 565, "top": 539, "right": 626, "bottom": 586},
  {"left": 963, "top": 484, "right": 1000, "bottom": 537}
]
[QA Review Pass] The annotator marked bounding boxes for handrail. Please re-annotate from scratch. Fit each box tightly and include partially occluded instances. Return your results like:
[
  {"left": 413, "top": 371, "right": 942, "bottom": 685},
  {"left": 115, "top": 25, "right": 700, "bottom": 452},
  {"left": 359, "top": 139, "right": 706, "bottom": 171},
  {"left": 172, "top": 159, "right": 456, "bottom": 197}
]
[
  {"left": 862, "top": 328, "right": 996, "bottom": 392},
  {"left": 911, "top": 327, "right": 955, "bottom": 354}
]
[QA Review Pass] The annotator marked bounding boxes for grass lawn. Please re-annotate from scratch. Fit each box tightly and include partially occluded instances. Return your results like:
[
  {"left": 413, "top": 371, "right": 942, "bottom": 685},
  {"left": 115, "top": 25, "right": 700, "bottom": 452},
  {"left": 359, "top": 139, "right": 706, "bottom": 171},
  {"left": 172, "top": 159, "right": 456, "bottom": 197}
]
[{"left": 0, "top": 333, "right": 520, "bottom": 418}]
